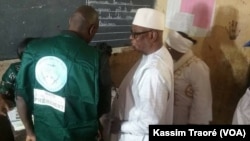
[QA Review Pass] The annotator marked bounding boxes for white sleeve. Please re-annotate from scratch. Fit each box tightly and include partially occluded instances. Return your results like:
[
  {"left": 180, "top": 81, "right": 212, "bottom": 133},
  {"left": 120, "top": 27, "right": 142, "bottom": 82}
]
[
  {"left": 232, "top": 88, "right": 250, "bottom": 124},
  {"left": 121, "top": 68, "right": 170, "bottom": 135}
]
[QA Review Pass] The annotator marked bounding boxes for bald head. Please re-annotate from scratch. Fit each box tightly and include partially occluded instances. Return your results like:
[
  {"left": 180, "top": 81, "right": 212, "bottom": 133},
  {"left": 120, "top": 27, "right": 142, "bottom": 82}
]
[{"left": 69, "top": 5, "right": 99, "bottom": 43}]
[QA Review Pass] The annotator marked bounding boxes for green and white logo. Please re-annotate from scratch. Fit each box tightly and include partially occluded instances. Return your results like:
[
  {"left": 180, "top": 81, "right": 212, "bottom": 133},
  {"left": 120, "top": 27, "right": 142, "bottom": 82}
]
[{"left": 35, "top": 56, "right": 67, "bottom": 92}]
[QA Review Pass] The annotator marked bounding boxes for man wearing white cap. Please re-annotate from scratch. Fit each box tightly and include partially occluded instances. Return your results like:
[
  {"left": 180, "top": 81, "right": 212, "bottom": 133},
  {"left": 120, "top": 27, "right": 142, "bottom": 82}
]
[
  {"left": 110, "top": 8, "right": 174, "bottom": 141},
  {"left": 165, "top": 30, "right": 213, "bottom": 124}
]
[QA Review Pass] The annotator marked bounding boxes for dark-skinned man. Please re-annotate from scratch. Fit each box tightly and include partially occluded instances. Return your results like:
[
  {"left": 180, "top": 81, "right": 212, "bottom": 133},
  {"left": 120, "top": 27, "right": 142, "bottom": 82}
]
[{"left": 16, "top": 5, "right": 111, "bottom": 141}]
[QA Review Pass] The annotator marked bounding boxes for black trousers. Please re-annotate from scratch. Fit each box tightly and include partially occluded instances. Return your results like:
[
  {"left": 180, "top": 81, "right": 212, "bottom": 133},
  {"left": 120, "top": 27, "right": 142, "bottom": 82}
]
[{"left": 0, "top": 115, "right": 15, "bottom": 141}]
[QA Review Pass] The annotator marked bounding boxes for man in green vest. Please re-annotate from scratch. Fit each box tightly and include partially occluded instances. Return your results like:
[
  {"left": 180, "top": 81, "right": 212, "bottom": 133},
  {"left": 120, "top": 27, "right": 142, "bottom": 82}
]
[{"left": 16, "top": 5, "right": 110, "bottom": 141}]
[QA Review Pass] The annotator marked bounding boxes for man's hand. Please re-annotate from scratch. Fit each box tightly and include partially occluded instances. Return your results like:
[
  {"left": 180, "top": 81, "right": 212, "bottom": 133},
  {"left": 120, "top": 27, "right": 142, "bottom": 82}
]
[
  {"left": 26, "top": 134, "right": 36, "bottom": 141},
  {"left": 225, "top": 20, "right": 240, "bottom": 40},
  {"left": 110, "top": 117, "right": 122, "bottom": 134},
  {"left": 0, "top": 95, "right": 9, "bottom": 116}
]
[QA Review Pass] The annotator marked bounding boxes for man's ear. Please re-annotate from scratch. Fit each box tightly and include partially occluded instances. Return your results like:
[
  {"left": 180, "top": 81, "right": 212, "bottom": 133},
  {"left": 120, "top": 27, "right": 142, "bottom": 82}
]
[
  {"left": 68, "top": 18, "right": 71, "bottom": 25},
  {"left": 150, "top": 31, "right": 158, "bottom": 42},
  {"left": 89, "top": 24, "right": 97, "bottom": 36}
]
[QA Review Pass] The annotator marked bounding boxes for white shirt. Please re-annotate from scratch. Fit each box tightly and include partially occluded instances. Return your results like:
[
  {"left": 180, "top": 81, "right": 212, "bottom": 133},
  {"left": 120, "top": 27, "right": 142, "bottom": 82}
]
[
  {"left": 232, "top": 88, "right": 250, "bottom": 124},
  {"left": 173, "top": 50, "right": 213, "bottom": 124},
  {"left": 115, "top": 46, "right": 174, "bottom": 141}
]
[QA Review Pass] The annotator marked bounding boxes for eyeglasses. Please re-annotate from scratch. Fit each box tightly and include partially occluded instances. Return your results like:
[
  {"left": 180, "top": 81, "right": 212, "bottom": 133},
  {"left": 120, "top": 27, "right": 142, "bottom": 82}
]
[{"left": 130, "top": 30, "right": 153, "bottom": 39}]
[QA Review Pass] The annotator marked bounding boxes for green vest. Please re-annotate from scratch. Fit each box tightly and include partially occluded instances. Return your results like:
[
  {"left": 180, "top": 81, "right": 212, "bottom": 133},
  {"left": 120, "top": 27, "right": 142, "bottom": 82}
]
[{"left": 16, "top": 31, "right": 100, "bottom": 141}]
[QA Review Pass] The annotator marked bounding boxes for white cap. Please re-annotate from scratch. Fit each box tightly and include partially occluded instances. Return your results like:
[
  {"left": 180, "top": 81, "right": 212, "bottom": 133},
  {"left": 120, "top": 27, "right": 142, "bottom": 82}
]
[
  {"left": 132, "top": 8, "right": 164, "bottom": 30},
  {"left": 165, "top": 30, "right": 193, "bottom": 53}
]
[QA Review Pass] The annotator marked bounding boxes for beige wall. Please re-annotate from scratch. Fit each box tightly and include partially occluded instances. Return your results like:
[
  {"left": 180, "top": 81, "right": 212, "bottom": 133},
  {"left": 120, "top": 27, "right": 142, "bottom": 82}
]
[
  {"left": 194, "top": 2, "right": 250, "bottom": 124},
  {"left": 1, "top": 0, "right": 250, "bottom": 124}
]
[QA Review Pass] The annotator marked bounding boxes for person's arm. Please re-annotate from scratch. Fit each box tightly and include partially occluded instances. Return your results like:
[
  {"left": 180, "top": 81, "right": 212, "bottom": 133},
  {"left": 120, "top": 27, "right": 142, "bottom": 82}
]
[
  {"left": 0, "top": 63, "right": 19, "bottom": 115},
  {"left": 97, "top": 48, "right": 112, "bottom": 141},
  {"left": 15, "top": 44, "right": 36, "bottom": 140},
  {"left": 98, "top": 49, "right": 112, "bottom": 117},
  {"left": 232, "top": 88, "right": 250, "bottom": 124},
  {"left": 188, "top": 61, "right": 213, "bottom": 124},
  {"left": 0, "top": 95, "right": 9, "bottom": 116},
  {"left": 16, "top": 96, "right": 35, "bottom": 139},
  {"left": 120, "top": 68, "right": 171, "bottom": 135}
]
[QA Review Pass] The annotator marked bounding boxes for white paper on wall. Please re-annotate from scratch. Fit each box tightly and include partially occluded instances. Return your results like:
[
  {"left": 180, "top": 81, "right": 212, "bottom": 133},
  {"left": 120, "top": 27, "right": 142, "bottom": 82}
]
[{"left": 166, "top": 0, "right": 216, "bottom": 37}]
